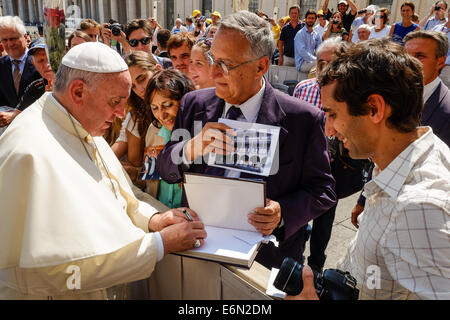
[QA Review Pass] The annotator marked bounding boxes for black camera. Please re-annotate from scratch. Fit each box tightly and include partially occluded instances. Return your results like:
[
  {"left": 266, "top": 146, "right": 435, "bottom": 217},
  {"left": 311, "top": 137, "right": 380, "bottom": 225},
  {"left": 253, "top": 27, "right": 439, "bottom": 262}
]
[
  {"left": 436, "top": 5, "right": 442, "bottom": 10},
  {"left": 106, "top": 23, "right": 123, "bottom": 36},
  {"left": 273, "top": 257, "right": 359, "bottom": 300},
  {"left": 332, "top": 19, "right": 340, "bottom": 24}
]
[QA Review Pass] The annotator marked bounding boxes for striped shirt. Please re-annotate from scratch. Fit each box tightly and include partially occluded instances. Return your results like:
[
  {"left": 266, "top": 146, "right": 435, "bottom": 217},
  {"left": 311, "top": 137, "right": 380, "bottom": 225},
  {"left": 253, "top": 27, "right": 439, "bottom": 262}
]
[{"left": 293, "top": 78, "right": 322, "bottom": 109}]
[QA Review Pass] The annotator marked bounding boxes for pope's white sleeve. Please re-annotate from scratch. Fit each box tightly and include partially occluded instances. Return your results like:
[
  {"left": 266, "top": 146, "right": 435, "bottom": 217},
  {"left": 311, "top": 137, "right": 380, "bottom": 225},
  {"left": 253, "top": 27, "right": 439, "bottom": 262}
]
[{"left": 8, "top": 234, "right": 160, "bottom": 297}]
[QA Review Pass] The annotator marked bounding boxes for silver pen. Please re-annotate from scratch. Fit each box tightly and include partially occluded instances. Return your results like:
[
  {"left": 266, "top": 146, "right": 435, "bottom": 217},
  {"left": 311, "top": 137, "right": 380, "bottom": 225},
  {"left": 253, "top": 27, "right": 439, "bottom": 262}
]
[
  {"left": 183, "top": 208, "right": 194, "bottom": 222},
  {"left": 183, "top": 209, "right": 200, "bottom": 248}
]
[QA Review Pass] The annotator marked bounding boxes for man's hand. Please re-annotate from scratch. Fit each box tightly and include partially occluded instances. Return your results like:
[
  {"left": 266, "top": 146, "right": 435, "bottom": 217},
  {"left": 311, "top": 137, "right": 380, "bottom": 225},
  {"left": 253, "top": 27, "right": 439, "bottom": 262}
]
[
  {"left": 285, "top": 265, "right": 320, "bottom": 300},
  {"left": 0, "top": 110, "right": 20, "bottom": 127},
  {"left": 278, "top": 55, "right": 284, "bottom": 66},
  {"left": 184, "top": 122, "right": 236, "bottom": 163},
  {"left": 101, "top": 24, "right": 111, "bottom": 46},
  {"left": 351, "top": 203, "right": 364, "bottom": 229},
  {"left": 248, "top": 199, "right": 281, "bottom": 236},
  {"left": 159, "top": 220, "right": 207, "bottom": 255},
  {"left": 149, "top": 207, "right": 200, "bottom": 232}
]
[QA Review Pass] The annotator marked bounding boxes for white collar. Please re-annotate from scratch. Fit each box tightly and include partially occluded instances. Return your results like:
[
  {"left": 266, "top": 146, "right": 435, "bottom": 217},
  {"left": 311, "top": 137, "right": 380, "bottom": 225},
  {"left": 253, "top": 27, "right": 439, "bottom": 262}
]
[
  {"left": 223, "top": 78, "right": 266, "bottom": 123},
  {"left": 423, "top": 77, "right": 441, "bottom": 103}
]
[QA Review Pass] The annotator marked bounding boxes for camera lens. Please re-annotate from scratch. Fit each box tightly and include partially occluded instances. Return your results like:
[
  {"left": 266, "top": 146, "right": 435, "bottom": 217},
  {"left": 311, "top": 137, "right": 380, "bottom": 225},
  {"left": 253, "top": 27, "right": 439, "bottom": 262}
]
[
  {"left": 436, "top": 5, "right": 441, "bottom": 10},
  {"left": 273, "top": 257, "right": 304, "bottom": 296}
]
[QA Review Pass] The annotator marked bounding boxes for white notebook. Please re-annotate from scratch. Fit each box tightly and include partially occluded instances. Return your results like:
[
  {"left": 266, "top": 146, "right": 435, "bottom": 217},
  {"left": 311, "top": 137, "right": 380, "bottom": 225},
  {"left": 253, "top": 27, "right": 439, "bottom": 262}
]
[{"left": 178, "top": 173, "right": 268, "bottom": 268}]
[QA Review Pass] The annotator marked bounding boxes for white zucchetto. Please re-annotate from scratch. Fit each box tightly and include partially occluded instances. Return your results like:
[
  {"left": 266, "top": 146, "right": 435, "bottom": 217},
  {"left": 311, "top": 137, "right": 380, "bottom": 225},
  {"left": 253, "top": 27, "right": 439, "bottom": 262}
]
[{"left": 61, "top": 42, "right": 128, "bottom": 73}]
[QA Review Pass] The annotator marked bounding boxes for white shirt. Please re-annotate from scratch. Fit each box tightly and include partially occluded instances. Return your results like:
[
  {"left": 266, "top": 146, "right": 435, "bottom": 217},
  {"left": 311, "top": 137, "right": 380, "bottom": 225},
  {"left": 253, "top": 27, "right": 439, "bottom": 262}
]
[
  {"left": 423, "top": 77, "right": 441, "bottom": 103},
  {"left": 51, "top": 94, "right": 164, "bottom": 261},
  {"left": 222, "top": 78, "right": 266, "bottom": 178},
  {"left": 313, "top": 21, "right": 329, "bottom": 39},
  {"left": 183, "top": 78, "right": 266, "bottom": 169},
  {"left": 338, "top": 127, "right": 450, "bottom": 299},
  {"left": 369, "top": 25, "right": 391, "bottom": 39}
]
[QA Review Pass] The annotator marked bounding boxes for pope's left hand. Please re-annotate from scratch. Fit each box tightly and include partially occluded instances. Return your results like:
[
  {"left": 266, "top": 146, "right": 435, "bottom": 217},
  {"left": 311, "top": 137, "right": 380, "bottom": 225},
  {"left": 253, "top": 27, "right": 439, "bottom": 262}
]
[{"left": 248, "top": 199, "right": 281, "bottom": 236}]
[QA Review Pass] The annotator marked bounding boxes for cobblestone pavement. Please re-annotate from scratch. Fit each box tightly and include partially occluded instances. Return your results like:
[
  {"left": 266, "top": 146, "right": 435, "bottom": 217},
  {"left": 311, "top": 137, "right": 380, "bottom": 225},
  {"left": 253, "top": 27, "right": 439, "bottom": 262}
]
[{"left": 303, "top": 192, "right": 360, "bottom": 270}]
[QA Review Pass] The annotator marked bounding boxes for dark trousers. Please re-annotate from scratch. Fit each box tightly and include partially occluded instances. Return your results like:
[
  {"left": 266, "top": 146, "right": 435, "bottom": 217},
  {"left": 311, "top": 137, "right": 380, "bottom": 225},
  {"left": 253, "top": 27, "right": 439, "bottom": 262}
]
[
  {"left": 255, "top": 225, "right": 309, "bottom": 269},
  {"left": 307, "top": 204, "right": 337, "bottom": 271}
]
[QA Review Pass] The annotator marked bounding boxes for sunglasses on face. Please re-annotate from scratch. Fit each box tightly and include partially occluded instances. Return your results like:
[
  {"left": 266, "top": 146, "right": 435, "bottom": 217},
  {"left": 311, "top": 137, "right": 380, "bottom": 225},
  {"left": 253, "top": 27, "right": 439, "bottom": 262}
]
[
  {"left": 375, "top": 15, "right": 385, "bottom": 18},
  {"left": 127, "top": 36, "right": 152, "bottom": 47}
]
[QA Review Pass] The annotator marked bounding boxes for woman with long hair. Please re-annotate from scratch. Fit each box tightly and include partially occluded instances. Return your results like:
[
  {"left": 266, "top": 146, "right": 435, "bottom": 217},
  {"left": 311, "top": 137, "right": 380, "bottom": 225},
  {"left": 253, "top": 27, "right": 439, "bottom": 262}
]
[
  {"left": 189, "top": 38, "right": 215, "bottom": 89},
  {"left": 323, "top": 12, "right": 347, "bottom": 41},
  {"left": 143, "top": 69, "right": 195, "bottom": 207},
  {"left": 119, "top": 51, "right": 161, "bottom": 181}
]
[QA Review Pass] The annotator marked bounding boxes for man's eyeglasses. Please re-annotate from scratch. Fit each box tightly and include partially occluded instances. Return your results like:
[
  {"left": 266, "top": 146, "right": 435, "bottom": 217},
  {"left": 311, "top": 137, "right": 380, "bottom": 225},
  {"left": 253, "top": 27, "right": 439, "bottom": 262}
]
[
  {"left": 375, "top": 15, "right": 385, "bottom": 18},
  {"left": 128, "top": 36, "right": 152, "bottom": 47},
  {"left": 318, "top": 15, "right": 324, "bottom": 18},
  {"left": 205, "top": 51, "right": 260, "bottom": 75}
]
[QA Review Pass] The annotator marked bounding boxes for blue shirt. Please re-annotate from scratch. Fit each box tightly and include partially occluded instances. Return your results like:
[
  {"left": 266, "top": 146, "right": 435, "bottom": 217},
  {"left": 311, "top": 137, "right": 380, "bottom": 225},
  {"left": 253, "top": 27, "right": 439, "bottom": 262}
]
[
  {"left": 294, "top": 26, "right": 321, "bottom": 71},
  {"left": 392, "top": 22, "right": 418, "bottom": 45}
]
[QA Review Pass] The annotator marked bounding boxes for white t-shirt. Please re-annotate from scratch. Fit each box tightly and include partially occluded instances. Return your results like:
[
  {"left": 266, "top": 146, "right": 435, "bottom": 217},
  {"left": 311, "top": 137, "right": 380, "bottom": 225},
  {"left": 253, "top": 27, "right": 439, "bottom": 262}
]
[
  {"left": 369, "top": 25, "right": 391, "bottom": 39},
  {"left": 313, "top": 21, "right": 329, "bottom": 39},
  {"left": 116, "top": 112, "right": 131, "bottom": 143}
]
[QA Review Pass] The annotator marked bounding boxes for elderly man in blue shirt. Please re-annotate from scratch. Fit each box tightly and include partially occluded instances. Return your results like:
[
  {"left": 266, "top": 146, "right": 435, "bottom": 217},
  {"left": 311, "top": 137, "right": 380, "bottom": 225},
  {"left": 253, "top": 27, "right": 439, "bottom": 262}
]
[{"left": 294, "top": 10, "right": 322, "bottom": 73}]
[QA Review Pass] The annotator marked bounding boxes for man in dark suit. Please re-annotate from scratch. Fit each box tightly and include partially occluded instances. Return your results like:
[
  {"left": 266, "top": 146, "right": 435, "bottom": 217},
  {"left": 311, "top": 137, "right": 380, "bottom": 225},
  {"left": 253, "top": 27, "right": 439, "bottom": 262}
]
[
  {"left": 351, "top": 30, "right": 450, "bottom": 228},
  {"left": 157, "top": 11, "right": 337, "bottom": 269},
  {"left": 404, "top": 31, "right": 450, "bottom": 146},
  {"left": 0, "top": 16, "right": 41, "bottom": 127}
]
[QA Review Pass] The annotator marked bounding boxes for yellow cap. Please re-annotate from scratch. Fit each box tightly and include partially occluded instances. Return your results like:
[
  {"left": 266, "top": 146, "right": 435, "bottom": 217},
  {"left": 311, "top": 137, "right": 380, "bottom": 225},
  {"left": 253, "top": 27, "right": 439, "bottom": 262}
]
[
  {"left": 206, "top": 18, "right": 212, "bottom": 24},
  {"left": 211, "top": 11, "right": 222, "bottom": 19},
  {"left": 318, "top": 10, "right": 324, "bottom": 15},
  {"left": 283, "top": 16, "right": 290, "bottom": 23},
  {"left": 192, "top": 9, "right": 201, "bottom": 17}
]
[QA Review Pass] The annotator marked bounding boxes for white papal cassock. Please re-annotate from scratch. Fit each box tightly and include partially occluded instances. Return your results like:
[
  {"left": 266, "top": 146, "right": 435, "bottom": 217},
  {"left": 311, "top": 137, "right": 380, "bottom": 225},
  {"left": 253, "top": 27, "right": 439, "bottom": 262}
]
[{"left": 0, "top": 92, "right": 162, "bottom": 299}]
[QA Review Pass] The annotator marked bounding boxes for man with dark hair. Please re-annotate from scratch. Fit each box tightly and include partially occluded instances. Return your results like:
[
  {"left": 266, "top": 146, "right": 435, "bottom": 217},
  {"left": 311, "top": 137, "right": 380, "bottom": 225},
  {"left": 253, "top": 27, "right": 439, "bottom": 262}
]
[
  {"left": 186, "top": 17, "right": 194, "bottom": 32},
  {"left": 278, "top": 5, "right": 304, "bottom": 66},
  {"left": 291, "top": 38, "right": 450, "bottom": 300},
  {"left": 167, "top": 31, "right": 196, "bottom": 76},
  {"left": 322, "top": 0, "right": 357, "bottom": 34},
  {"left": 156, "top": 29, "right": 171, "bottom": 58},
  {"left": 351, "top": 30, "right": 450, "bottom": 230}
]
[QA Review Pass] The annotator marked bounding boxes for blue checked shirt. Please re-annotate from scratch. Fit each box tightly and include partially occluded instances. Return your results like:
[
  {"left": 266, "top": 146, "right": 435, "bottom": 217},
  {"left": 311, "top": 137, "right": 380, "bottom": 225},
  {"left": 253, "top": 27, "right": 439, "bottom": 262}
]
[{"left": 293, "top": 27, "right": 321, "bottom": 71}]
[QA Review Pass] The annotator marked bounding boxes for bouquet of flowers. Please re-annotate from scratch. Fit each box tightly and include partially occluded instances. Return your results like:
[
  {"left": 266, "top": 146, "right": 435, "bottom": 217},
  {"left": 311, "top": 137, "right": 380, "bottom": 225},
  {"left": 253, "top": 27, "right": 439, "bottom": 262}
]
[{"left": 43, "top": 0, "right": 66, "bottom": 73}]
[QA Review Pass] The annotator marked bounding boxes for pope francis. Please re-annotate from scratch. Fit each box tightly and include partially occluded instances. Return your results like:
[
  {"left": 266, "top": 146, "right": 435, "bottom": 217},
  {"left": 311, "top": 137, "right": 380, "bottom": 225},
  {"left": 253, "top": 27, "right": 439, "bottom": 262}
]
[{"left": 0, "top": 42, "right": 206, "bottom": 299}]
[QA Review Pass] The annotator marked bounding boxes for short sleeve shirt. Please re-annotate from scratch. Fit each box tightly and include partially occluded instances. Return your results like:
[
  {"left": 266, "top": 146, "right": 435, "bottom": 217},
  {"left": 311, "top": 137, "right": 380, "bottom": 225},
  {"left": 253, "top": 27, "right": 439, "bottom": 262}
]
[{"left": 279, "top": 21, "right": 304, "bottom": 58}]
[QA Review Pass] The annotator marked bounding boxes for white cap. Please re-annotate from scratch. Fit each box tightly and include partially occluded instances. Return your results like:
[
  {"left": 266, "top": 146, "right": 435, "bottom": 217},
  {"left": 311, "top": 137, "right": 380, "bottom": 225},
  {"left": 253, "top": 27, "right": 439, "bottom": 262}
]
[{"left": 61, "top": 42, "right": 128, "bottom": 73}]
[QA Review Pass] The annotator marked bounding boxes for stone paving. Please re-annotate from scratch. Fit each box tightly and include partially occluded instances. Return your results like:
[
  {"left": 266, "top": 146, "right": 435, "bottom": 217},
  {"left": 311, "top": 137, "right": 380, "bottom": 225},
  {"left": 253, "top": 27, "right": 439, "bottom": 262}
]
[{"left": 303, "top": 192, "right": 360, "bottom": 270}]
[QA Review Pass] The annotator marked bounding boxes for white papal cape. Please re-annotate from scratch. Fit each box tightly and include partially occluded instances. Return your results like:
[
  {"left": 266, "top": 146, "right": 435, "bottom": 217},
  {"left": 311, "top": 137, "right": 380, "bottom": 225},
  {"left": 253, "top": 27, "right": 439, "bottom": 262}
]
[{"left": 0, "top": 93, "right": 161, "bottom": 299}]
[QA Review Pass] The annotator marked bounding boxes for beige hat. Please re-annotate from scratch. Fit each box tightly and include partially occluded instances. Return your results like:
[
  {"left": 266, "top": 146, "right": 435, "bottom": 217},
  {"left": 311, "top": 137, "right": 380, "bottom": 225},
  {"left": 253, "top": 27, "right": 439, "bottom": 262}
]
[{"left": 61, "top": 42, "right": 128, "bottom": 73}]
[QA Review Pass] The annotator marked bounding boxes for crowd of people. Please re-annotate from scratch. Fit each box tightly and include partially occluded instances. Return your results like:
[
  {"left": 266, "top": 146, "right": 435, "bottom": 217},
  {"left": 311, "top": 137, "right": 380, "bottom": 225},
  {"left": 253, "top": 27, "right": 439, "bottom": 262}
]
[{"left": 0, "top": 2, "right": 449, "bottom": 300}]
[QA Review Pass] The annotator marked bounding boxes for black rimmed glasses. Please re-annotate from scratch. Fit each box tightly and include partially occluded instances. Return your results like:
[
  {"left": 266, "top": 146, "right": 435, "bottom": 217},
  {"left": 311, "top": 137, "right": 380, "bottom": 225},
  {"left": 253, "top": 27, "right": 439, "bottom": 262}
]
[
  {"left": 127, "top": 36, "right": 152, "bottom": 47},
  {"left": 205, "top": 51, "right": 260, "bottom": 75}
]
